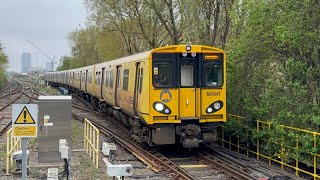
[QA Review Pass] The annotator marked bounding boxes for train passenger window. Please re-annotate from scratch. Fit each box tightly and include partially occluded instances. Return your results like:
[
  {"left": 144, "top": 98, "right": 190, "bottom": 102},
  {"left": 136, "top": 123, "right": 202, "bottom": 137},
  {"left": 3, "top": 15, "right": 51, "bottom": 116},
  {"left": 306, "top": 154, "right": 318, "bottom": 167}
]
[
  {"left": 110, "top": 70, "right": 114, "bottom": 88},
  {"left": 105, "top": 70, "right": 109, "bottom": 87},
  {"left": 117, "top": 67, "right": 121, "bottom": 89},
  {"left": 180, "top": 64, "right": 194, "bottom": 86},
  {"left": 153, "top": 63, "right": 173, "bottom": 87},
  {"left": 98, "top": 72, "right": 101, "bottom": 85},
  {"left": 96, "top": 72, "right": 101, "bottom": 85},
  {"left": 203, "top": 62, "right": 223, "bottom": 87},
  {"left": 95, "top": 72, "right": 98, "bottom": 84},
  {"left": 123, "top": 69, "right": 129, "bottom": 91},
  {"left": 139, "top": 68, "right": 143, "bottom": 94},
  {"left": 88, "top": 73, "right": 90, "bottom": 83}
]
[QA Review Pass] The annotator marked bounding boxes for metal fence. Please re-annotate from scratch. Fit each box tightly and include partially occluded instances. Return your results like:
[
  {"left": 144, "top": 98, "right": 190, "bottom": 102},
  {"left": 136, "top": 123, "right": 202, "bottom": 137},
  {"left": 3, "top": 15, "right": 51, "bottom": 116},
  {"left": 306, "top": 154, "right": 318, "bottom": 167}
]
[
  {"left": 221, "top": 114, "right": 320, "bottom": 180},
  {"left": 6, "top": 128, "right": 21, "bottom": 175},
  {"left": 84, "top": 118, "right": 100, "bottom": 169}
]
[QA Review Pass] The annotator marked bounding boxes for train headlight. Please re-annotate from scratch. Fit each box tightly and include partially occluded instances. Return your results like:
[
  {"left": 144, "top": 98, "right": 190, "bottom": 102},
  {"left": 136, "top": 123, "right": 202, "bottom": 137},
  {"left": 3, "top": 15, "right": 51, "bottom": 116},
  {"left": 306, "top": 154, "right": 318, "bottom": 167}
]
[
  {"left": 213, "top": 102, "right": 221, "bottom": 110},
  {"left": 153, "top": 102, "right": 172, "bottom": 115},
  {"left": 206, "top": 101, "right": 223, "bottom": 114},
  {"left": 155, "top": 103, "right": 164, "bottom": 111},
  {"left": 186, "top": 45, "right": 191, "bottom": 51}
]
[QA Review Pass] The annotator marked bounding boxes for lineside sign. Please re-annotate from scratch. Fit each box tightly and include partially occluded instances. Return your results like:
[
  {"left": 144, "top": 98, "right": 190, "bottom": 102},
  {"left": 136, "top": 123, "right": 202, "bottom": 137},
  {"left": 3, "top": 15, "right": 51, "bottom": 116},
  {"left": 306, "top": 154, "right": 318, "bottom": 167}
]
[{"left": 12, "top": 104, "right": 38, "bottom": 138}]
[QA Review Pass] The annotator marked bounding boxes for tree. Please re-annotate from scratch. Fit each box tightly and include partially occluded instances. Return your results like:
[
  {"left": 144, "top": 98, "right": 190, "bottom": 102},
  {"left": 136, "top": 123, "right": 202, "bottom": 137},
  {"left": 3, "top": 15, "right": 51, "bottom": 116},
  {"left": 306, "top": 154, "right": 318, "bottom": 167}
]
[
  {"left": 226, "top": 0, "right": 320, "bottom": 129},
  {"left": 0, "top": 42, "right": 8, "bottom": 86}
]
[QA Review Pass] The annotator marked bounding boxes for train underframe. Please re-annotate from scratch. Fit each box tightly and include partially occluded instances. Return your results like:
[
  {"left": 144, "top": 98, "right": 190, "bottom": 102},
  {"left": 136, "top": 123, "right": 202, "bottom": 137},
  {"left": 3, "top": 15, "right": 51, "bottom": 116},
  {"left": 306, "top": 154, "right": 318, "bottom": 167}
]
[{"left": 50, "top": 83, "right": 222, "bottom": 148}]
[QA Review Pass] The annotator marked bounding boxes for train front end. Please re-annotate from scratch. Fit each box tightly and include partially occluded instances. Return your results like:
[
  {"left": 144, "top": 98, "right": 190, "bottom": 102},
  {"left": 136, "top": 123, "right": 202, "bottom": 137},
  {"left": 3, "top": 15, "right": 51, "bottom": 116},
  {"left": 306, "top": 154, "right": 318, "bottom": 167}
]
[{"left": 149, "top": 45, "right": 226, "bottom": 148}]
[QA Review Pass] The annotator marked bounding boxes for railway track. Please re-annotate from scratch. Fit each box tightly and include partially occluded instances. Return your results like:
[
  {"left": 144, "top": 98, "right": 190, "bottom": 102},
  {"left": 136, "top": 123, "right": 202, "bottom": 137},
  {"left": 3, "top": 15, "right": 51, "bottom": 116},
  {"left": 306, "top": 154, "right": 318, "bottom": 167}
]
[
  {"left": 71, "top": 95, "right": 264, "bottom": 180},
  {"left": 72, "top": 93, "right": 298, "bottom": 179},
  {"left": 0, "top": 79, "right": 38, "bottom": 136},
  {"left": 72, "top": 104, "right": 196, "bottom": 179}
]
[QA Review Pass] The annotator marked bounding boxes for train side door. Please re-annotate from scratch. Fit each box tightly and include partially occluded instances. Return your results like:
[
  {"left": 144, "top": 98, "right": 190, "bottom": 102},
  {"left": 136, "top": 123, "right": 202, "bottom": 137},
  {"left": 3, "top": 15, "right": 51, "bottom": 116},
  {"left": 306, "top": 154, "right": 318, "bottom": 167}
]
[
  {"left": 115, "top": 66, "right": 122, "bottom": 106},
  {"left": 101, "top": 68, "right": 105, "bottom": 99},
  {"left": 85, "top": 70, "right": 88, "bottom": 92},
  {"left": 80, "top": 71, "right": 82, "bottom": 89},
  {"left": 134, "top": 63, "right": 140, "bottom": 114}
]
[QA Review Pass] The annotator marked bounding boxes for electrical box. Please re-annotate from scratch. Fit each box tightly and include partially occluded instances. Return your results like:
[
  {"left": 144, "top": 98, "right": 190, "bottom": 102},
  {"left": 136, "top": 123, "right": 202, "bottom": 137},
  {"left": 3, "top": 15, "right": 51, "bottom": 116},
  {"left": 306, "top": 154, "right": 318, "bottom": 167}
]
[
  {"left": 59, "top": 139, "right": 67, "bottom": 153},
  {"left": 103, "top": 158, "right": 133, "bottom": 177},
  {"left": 47, "top": 168, "right": 58, "bottom": 180},
  {"left": 102, "top": 142, "right": 116, "bottom": 156},
  {"left": 13, "top": 150, "right": 29, "bottom": 171},
  {"left": 61, "top": 145, "right": 70, "bottom": 159},
  {"left": 35, "top": 96, "right": 72, "bottom": 163}
]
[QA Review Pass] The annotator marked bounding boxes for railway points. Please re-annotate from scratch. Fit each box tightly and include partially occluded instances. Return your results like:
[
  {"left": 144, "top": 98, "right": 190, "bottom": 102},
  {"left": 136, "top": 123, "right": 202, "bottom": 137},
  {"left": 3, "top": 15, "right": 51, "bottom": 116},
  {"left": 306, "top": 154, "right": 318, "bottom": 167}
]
[
  {"left": 0, "top": 63, "right": 314, "bottom": 180},
  {"left": 0, "top": 77, "right": 305, "bottom": 180}
]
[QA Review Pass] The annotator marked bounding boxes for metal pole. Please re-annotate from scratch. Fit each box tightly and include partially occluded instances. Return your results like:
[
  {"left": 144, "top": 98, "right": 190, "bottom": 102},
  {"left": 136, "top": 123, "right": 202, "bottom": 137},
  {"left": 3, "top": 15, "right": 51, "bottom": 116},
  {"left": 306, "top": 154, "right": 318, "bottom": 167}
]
[
  {"left": 22, "top": 138, "right": 27, "bottom": 180},
  {"left": 8, "top": 81, "right": 10, "bottom": 99}
]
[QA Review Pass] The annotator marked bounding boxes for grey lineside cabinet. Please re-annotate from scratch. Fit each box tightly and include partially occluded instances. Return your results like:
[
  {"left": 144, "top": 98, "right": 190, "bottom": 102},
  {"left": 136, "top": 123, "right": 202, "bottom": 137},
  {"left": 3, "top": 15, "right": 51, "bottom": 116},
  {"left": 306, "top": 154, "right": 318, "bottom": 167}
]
[{"left": 35, "top": 96, "right": 72, "bottom": 163}]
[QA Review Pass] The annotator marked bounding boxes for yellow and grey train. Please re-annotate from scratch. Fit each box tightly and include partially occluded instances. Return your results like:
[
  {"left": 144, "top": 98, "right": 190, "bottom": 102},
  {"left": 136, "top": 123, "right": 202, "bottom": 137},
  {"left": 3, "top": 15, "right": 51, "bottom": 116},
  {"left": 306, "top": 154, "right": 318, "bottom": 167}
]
[{"left": 45, "top": 45, "right": 226, "bottom": 148}]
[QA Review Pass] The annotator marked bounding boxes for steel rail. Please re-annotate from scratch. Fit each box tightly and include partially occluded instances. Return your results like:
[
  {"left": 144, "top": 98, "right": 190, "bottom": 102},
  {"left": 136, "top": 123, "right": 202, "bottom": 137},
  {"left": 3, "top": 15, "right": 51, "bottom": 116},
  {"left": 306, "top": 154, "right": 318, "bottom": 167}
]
[
  {"left": 72, "top": 112, "right": 196, "bottom": 180},
  {"left": 0, "top": 79, "right": 37, "bottom": 136}
]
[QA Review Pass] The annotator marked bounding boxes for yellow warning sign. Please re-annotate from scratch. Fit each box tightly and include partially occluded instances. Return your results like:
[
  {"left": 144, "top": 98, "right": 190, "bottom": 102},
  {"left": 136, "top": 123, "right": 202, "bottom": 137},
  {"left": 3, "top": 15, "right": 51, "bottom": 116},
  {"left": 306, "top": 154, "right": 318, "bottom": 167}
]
[
  {"left": 13, "top": 126, "right": 36, "bottom": 136},
  {"left": 14, "top": 106, "right": 36, "bottom": 124}
]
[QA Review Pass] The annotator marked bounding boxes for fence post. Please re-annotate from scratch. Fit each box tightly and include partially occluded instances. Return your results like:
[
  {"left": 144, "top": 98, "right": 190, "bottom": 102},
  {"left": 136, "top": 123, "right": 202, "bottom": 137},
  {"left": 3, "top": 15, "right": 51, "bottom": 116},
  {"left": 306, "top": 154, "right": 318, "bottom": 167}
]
[
  {"left": 84, "top": 120, "right": 87, "bottom": 152},
  {"left": 268, "top": 123, "right": 271, "bottom": 165},
  {"left": 246, "top": 129, "right": 249, "bottom": 157},
  {"left": 96, "top": 130, "right": 99, "bottom": 169},
  {"left": 296, "top": 136, "right": 299, "bottom": 177},
  {"left": 6, "top": 131, "right": 10, "bottom": 175},
  {"left": 281, "top": 126, "right": 284, "bottom": 170},
  {"left": 237, "top": 117, "right": 240, "bottom": 153},
  {"left": 257, "top": 121, "right": 260, "bottom": 160},
  {"left": 313, "top": 133, "right": 316, "bottom": 180}
]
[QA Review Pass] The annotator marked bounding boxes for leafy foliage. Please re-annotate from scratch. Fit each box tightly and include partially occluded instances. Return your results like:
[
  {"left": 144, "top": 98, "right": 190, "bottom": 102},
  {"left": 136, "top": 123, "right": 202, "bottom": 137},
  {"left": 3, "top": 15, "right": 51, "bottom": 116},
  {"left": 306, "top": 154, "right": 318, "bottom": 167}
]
[
  {"left": 0, "top": 42, "right": 8, "bottom": 86},
  {"left": 58, "top": 0, "right": 233, "bottom": 70},
  {"left": 58, "top": 0, "right": 320, "bottom": 164},
  {"left": 226, "top": 0, "right": 320, "bottom": 130}
]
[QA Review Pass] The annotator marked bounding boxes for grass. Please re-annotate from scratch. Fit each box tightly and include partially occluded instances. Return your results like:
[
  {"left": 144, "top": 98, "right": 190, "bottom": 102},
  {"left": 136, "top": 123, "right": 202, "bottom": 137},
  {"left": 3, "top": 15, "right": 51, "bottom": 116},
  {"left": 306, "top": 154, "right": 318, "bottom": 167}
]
[
  {"left": 33, "top": 84, "right": 60, "bottom": 95},
  {"left": 28, "top": 137, "right": 37, "bottom": 148},
  {"left": 71, "top": 120, "right": 109, "bottom": 179},
  {"left": 76, "top": 154, "right": 110, "bottom": 180},
  {"left": 71, "top": 120, "right": 83, "bottom": 145}
]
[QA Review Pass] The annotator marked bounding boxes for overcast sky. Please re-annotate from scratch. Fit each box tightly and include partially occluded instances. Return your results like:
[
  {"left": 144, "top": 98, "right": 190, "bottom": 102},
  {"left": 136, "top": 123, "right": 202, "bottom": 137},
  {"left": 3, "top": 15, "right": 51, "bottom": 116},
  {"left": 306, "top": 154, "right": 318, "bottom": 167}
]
[{"left": 0, "top": 0, "right": 87, "bottom": 72}]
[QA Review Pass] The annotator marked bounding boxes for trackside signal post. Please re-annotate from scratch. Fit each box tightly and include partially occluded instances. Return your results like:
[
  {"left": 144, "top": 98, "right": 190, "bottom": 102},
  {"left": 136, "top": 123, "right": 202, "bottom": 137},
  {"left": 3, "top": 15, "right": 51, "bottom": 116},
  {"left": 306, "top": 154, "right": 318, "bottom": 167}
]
[{"left": 12, "top": 104, "right": 38, "bottom": 180}]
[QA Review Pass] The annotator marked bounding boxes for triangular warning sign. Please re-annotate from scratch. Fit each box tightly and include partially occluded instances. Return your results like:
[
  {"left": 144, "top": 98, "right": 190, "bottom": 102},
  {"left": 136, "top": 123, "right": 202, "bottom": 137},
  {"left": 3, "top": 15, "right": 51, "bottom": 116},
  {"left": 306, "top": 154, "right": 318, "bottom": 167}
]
[{"left": 14, "top": 106, "right": 36, "bottom": 124}]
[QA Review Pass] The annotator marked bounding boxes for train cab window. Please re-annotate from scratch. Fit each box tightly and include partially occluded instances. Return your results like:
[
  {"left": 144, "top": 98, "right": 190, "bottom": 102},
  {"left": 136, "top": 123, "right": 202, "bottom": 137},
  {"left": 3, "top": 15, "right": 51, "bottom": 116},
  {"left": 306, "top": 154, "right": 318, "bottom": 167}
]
[
  {"left": 152, "top": 53, "right": 175, "bottom": 88},
  {"left": 139, "top": 68, "right": 143, "bottom": 94},
  {"left": 153, "top": 63, "right": 173, "bottom": 87},
  {"left": 110, "top": 70, "right": 114, "bottom": 88},
  {"left": 105, "top": 70, "right": 109, "bottom": 87},
  {"left": 180, "top": 64, "right": 194, "bottom": 86},
  {"left": 203, "top": 61, "right": 223, "bottom": 87},
  {"left": 123, "top": 69, "right": 129, "bottom": 91}
]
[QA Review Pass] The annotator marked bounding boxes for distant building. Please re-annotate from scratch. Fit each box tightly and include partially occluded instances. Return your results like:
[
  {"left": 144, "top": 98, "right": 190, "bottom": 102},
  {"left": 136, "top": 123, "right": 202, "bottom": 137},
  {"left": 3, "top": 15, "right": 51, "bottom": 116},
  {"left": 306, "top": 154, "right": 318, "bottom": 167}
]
[
  {"left": 46, "top": 61, "right": 54, "bottom": 72},
  {"left": 21, "top": 52, "right": 31, "bottom": 73}
]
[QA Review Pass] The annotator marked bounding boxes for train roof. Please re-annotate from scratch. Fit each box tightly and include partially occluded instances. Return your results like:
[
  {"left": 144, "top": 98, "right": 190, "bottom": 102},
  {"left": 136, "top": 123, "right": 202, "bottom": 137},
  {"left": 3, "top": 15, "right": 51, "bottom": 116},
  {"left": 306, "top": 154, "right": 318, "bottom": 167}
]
[{"left": 45, "top": 45, "right": 225, "bottom": 75}]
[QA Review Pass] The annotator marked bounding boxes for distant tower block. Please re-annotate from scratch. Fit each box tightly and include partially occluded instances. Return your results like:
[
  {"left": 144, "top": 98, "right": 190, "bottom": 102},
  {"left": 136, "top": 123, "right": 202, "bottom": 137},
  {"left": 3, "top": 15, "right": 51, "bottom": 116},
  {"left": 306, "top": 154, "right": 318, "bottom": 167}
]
[{"left": 21, "top": 52, "right": 32, "bottom": 73}]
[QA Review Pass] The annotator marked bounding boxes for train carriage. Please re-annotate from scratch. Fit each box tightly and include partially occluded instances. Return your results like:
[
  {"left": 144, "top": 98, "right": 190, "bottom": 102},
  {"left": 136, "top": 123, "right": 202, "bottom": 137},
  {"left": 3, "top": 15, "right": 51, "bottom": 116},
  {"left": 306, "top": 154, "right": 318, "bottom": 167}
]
[{"left": 46, "top": 45, "right": 226, "bottom": 148}]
